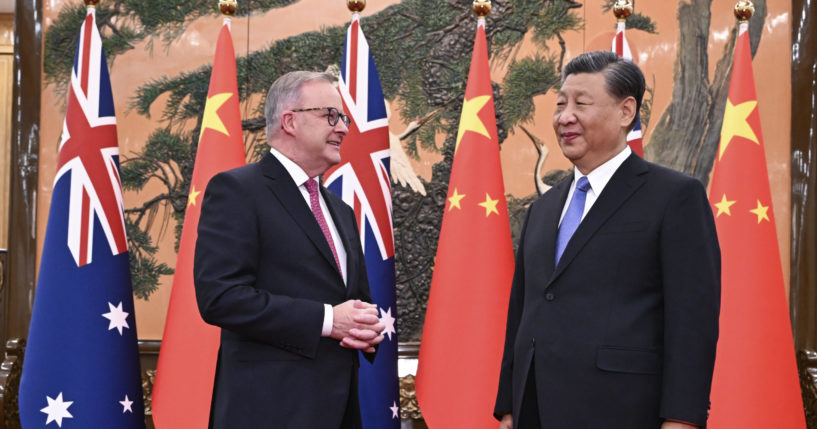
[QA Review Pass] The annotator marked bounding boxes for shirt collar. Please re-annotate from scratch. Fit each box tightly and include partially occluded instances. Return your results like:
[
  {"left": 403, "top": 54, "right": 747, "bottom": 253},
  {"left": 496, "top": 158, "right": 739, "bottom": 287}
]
[
  {"left": 269, "top": 146, "right": 312, "bottom": 187},
  {"left": 572, "top": 145, "right": 632, "bottom": 195}
]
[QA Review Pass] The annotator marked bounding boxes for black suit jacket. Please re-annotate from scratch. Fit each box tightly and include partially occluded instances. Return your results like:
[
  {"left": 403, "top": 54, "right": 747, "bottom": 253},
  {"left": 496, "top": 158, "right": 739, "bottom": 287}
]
[
  {"left": 194, "top": 152, "right": 372, "bottom": 428},
  {"left": 495, "top": 153, "right": 720, "bottom": 428}
]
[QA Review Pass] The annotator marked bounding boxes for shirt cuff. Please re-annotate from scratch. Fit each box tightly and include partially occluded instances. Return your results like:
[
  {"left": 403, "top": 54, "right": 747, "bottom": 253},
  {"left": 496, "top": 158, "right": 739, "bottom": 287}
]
[
  {"left": 664, "top": 419, "right": 699, "bottom": 428},
  {"left": 322, "top": 304, "right": 334, "bottom": 337}
]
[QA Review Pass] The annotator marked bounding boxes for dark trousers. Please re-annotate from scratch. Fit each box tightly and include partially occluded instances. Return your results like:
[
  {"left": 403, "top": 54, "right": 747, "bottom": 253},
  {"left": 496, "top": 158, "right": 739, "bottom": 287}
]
[
  {"left": 517, "top": 362, "right": 541, "bottom": 429},
  {"left": 340, "top": 369, "right": 362, "bottom": 429}
]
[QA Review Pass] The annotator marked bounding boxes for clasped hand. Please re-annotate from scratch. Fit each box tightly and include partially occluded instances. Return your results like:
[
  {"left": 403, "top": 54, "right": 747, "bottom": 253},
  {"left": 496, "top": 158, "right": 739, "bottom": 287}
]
[{"left": 331, "top": 300, "right": 385, "bottom": 353}]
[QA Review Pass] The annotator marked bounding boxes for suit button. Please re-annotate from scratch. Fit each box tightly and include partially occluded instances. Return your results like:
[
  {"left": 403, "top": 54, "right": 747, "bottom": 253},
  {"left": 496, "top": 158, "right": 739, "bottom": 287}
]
[
  {"left": 545, "top": 293, "right": 555, "bottom": 301},
  {"left": 530, "top": 338, "right": 535, "bottom": 347}
]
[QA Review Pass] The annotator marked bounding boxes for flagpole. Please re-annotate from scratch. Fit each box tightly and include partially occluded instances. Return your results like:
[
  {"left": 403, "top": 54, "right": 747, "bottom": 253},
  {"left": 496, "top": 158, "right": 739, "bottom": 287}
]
[
  {"left": 613, "top": 0, "right": 633, "bottom": 21},
  {"left": 220, "top": 0, "right": 237, "bottom": 28},
  {"left": 474, "top": 1, "right": 490, "bottom": 46},
  {"left": 473, "top": 0, "right": 491, "bottom": 18},
  {"left": 733, "top": 0, "right": 754, "bottom": 26},
  {"left": 347, "top": 0, "right": 363, "bottom": 33},
  {"left": 610, "top": 0, "right": 645, "bottom": 156},
  {"left": 347, "top": 0, "right": 365, "bottom": 14},
  {"left": 613, "top": 0, "right": 632, "bottom": 43}
]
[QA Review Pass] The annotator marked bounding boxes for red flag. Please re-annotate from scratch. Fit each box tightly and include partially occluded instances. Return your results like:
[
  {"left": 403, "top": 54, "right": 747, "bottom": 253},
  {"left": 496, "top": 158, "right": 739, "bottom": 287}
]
[
  {"left": 707, "top": 24, "right": 806, "bottom": 428},
  {"left": 415, "top": 20, "right": 514, "bottom": 428},
  {"left": 151, "top": 21, "right": 246, "bottom": 429}
]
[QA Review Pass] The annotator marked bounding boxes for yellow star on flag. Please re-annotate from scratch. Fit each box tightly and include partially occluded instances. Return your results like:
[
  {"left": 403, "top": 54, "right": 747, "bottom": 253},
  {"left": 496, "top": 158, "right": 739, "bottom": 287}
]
[
  {"left": 188, "top": 185, "right": 201, "bottom": 207},
  {"left": 454, "top": 95, "right": 491, "bottom": 153},
  {"left": 714, "top": 194, "right": 736, "bottom": 217},
  {"left": 749, "top": 200, "right": 770, "bottom": 223},
  {"left": 718, "top": 99, "right": 759, "bottom": 160},
  {"left": 448, "top": 188, "right": 465, "bottom": 211},
  {"left": 199, "top": 92, "right": 234, "bottom": 139},
  {"left": 478, "top": 193, "right": 499, "bottom": 217}
]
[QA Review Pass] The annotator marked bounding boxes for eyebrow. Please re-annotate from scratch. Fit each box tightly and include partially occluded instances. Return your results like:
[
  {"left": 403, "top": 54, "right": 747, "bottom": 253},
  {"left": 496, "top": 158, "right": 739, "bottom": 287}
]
[{"left": 557, "top": 89, "right": 593, "bottom": 98}]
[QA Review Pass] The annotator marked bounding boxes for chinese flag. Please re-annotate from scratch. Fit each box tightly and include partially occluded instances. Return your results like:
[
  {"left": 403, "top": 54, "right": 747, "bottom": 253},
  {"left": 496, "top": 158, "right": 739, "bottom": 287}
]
[
  {"left": 151, "top": 21, "right": 246, "bottom": 429},
  {"left": 415, "top": 20, "right": 514, "bottom": 428},
  {"left": 707, "top": 24, "right": 806, "bottom": 428}
]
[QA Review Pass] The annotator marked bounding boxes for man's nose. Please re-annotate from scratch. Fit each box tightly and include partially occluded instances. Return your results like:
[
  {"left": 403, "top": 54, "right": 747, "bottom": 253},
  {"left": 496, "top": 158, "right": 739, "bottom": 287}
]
[
  {"left": 335, "top": 118, "right": 349, "bottom": 135},
  {"left": 557, "top": 106, "right": 576, "bottom": 125}
]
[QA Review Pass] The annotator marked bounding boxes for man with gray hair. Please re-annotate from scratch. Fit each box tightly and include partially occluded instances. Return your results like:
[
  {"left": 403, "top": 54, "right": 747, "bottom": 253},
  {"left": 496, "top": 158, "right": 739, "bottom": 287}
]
[{"left": 195, "top": 71, "right": 384, "bottom": 428}]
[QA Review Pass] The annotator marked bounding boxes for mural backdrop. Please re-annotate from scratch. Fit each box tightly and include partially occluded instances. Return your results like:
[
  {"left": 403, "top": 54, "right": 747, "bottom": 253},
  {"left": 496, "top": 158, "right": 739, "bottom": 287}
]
[{"left": 36, "top": 0, "right": 791, "bottom": 341}]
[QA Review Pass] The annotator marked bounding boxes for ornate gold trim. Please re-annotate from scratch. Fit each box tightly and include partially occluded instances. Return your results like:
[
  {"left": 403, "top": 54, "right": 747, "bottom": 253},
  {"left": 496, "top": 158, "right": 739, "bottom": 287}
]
[{"left": 0, "top": 338, "right": 25, "bottom": 429}]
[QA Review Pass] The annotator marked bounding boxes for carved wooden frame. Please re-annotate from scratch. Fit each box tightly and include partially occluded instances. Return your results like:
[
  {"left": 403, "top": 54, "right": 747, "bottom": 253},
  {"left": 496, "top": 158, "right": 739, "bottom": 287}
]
[
  {"left": 791, "top": 0, "right": 817, "bottom": 426},
  {"left": 0, "top": 0, "right": 41, "bottom": 427}
]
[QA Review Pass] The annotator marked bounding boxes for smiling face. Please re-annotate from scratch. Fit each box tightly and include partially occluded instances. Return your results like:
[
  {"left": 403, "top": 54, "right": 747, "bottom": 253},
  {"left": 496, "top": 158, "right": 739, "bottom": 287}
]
[
  {"left": 553, "top": 71, "right": 635, "bottom": 174},
  {"left": 284, "top": 79, "right": 348, "bottom": 177}
]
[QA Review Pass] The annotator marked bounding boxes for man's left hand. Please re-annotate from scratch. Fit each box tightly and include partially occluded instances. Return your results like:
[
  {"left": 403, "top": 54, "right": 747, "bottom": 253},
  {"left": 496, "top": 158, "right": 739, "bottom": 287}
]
[{"left": 338, "top": 300, "right": 385, "bottom": 353}]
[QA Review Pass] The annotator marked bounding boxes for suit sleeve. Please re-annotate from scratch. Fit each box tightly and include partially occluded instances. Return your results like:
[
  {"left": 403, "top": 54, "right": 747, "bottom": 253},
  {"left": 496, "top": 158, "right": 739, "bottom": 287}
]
[
  {"left": 658, "top": 178, "right": 721, "bottom": 426},
  {"left": 494, "top": 205, "right": 533, "bottom": 420},
  {"left": 194, "top": 172, "right": 325, "bottom": 359}
]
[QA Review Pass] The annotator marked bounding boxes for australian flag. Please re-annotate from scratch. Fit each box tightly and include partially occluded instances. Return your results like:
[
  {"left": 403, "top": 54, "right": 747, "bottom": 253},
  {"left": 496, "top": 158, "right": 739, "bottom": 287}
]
[
  {"left": 612, "top": 20, "right": 644, "bottom": 157},
  {"left": 324, "top": 13, "right": 400, "bottom": 428},
  {"left": 18, "top": 7, "right": 145, "bottom": 429}
]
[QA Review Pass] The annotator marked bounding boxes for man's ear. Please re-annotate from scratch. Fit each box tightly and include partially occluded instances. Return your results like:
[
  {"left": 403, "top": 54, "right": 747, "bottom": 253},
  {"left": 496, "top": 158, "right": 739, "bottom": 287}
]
[
  {"left": 280, "top": 111, "right": 296, "bottom": 136},
  {"left": 620, "top": 96, "right": 637, "bottom": 129}
]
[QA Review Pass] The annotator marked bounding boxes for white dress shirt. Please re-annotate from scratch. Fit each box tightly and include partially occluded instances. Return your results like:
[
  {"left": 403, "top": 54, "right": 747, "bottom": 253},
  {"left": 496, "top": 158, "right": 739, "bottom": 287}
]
[
  {"left": 269, "top": 147, "right": 346, "bottom": 337},
  {"left": 559, "top": 145, "right": 632, "bottom": 226}
]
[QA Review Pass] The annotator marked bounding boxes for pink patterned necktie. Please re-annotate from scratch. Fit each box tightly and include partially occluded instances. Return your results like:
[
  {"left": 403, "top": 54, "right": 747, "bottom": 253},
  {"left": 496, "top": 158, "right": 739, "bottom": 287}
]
[{"left": 304, "top": 178, "right": 343, "bottom": 275}]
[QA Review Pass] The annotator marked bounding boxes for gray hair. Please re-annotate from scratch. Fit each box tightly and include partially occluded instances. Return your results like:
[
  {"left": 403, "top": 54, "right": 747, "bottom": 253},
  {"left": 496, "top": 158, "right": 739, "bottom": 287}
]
[{"left": 264, "top": 71, "right": 338, "bottom": 137}]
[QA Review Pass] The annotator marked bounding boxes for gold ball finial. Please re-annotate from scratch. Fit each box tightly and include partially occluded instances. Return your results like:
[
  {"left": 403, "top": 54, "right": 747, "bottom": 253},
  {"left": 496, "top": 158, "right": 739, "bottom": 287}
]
[
  {"left": 473, "top": 0, "right": 491, "bottom": 18},
  {"left": 219, "top": 0, "right": 237, "bottom": 16},
  {"left": 84, "top": 0, "right": 99, "bottom": 6},
  {"left": 347, "top": 0, "right": 366, "bottom": 13},
  {"left": 613, "top": 0, "right": 633, "bottom": 21},
  {"left": 734, "top": 1, "right": 755, "bottom": 22}
]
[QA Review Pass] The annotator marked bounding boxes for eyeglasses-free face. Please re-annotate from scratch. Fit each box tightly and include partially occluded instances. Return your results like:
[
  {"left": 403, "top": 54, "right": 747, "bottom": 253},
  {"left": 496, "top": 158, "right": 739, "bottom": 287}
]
[{"left": 291, "top": 107, "right": 351, "bottom": 128}]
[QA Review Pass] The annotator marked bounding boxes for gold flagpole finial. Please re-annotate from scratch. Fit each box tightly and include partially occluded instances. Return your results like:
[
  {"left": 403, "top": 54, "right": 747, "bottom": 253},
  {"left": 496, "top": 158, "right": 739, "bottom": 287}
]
[
  {"left": 734, "top": 1, "right": 754, "bottom": 23},
  {"left": 473, "top": 0, "right": 491, "bottom": 18},
  {"left": 613, "top": 0, "right": 633, "bottom": 22},
  {"left": 84, "top": 0, "right": 99, "bottom": 7},
  {"left": 219, "top": 0, "right": 238, "bottom": 16},
  {"left": 347, "top": 0, "right": 366, "bottom": 13}
]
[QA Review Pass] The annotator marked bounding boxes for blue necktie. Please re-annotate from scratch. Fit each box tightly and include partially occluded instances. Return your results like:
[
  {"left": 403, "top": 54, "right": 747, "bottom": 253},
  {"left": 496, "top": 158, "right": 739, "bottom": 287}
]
[{"left": 556, "top": 176, "right": 591, "bottom": 264}]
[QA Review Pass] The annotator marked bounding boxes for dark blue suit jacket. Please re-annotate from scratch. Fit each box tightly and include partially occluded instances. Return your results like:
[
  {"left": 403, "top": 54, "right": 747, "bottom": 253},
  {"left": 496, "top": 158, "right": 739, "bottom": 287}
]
[
  {"left": 495, "top": 153, "right": 721, "bottom": 428},
  {"left": 194, "top": 152, "right": 372, "bottom": 428}
]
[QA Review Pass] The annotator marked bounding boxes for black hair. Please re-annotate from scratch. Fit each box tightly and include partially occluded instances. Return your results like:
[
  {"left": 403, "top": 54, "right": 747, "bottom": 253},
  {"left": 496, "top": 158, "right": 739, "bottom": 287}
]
[{"left": 562, "top": 50, "right": 645, "bottom": 131}]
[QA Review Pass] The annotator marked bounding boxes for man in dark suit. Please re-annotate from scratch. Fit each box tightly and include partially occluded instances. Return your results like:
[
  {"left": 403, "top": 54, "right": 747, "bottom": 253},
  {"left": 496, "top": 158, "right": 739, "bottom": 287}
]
[
  {"left": 494, "top": 51, "right": 720, "bottom": 429},
  {"left": 194, "top": 71, "right": 385, "bottom": 428}
]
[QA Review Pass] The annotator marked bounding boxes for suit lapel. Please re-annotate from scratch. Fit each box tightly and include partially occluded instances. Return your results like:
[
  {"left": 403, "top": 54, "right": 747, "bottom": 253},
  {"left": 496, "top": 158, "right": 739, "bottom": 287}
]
[
  {"left": 321, "top": 188, "right": 360, "bottom": 297},
  {"left": 548, "top": 154, "right": 648, "bottom": 286},
  {"left": 536, "top": 178, "right": 571, "bottom": 281},
  {"left": 260, "top": 153, "right": 344, "bottom": 281}
]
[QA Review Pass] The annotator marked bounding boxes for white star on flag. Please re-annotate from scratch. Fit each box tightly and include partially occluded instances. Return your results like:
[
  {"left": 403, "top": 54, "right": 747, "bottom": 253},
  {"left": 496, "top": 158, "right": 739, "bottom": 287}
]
[
  {"left": 40, "top": 392, "right": 73, "bottom": 427},
  {"left": 390, "top": 400, "right": 399, "bottom": 418},
  {"left": 102, "top": 301, "right": 130, "bottom": 335},
  {"left": 119, "top": 394, "right": 134, "bottom": 413},
  {"left": 379, "top": 307, "right": 396, "bottom": 341}
]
